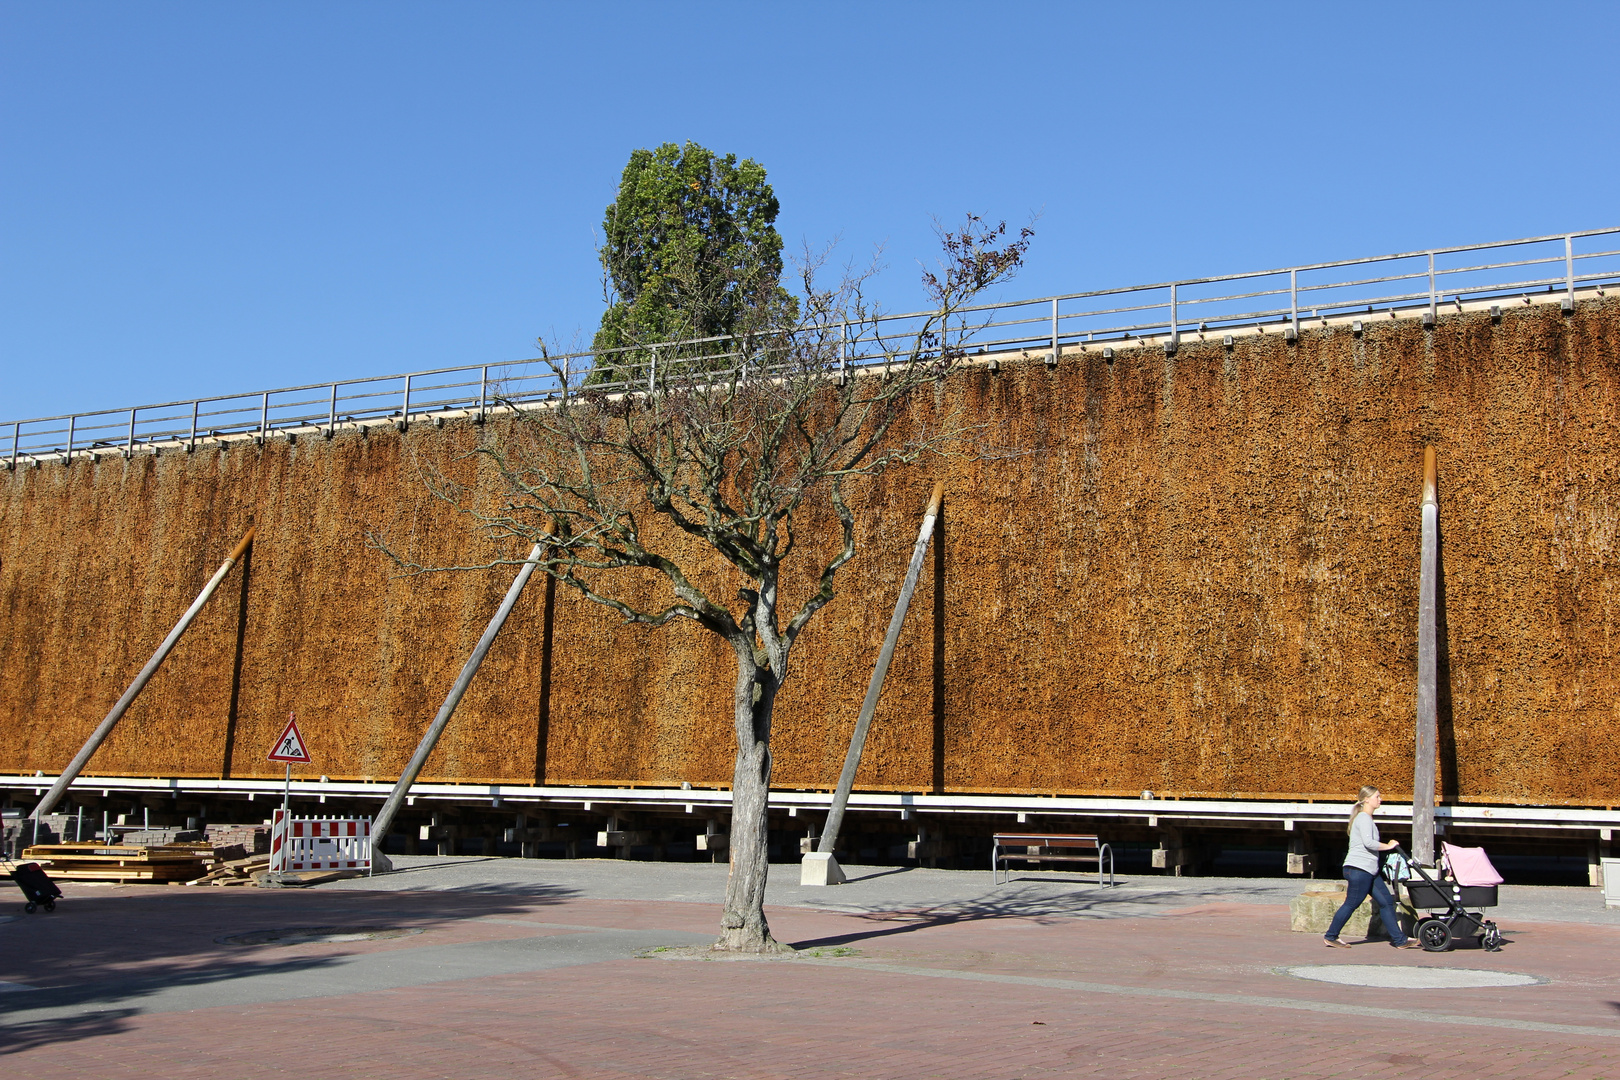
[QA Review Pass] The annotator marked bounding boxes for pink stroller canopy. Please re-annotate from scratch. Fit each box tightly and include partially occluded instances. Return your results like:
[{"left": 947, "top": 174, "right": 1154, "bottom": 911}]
[{"left": 1442, "top": 842, "right": 1504, "bottom": 886}]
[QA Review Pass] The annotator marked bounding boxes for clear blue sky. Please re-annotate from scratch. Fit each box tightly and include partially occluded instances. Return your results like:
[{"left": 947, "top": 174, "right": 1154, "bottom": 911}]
[{"left": 3, "top": 2, "right": 1617, "bottom": 422}]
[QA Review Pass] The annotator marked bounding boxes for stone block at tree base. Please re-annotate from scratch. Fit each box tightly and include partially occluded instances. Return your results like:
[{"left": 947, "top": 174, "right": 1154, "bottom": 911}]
[{"left": 800, "top": 852, "right": 845, "bottom": 886}]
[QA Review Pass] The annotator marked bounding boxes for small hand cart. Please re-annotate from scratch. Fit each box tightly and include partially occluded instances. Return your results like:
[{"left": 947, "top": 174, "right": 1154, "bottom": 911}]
[
  {"left": 1399, "top": 847, "right": 1503, "bottom": 953},
  {"left": 4, "top": 858, "right": 62, "bottom": 914}
]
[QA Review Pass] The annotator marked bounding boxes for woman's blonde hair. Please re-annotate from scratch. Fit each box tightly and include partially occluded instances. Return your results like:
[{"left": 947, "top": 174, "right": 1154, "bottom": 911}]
[{"left": 1347, "top": 785, "right": 1380, "bottom": 835}]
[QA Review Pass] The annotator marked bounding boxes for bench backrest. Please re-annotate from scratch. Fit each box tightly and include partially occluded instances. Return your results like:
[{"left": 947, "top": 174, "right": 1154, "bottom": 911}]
[{"left": 993, "top": 833, "right": 1100, "bottom": 850}]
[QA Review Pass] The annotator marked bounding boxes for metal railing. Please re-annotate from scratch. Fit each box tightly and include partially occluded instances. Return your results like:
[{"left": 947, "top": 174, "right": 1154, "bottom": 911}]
[{"left": 5, "top": 227, "right": 1618, "bottom": 468}]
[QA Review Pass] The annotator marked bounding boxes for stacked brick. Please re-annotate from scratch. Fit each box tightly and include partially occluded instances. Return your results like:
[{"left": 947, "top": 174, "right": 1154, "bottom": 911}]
[{"left": 205, "top": 824, "right": 270, "bottom": 856}]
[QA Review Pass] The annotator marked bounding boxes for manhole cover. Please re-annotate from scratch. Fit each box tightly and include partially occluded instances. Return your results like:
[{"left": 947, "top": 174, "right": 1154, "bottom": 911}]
[
  {"left": 1284, "top": 964, "right": 1543, "bottom": 989},
  {"left": 219, "top": 926, "right": 423, "bottom": 947}
]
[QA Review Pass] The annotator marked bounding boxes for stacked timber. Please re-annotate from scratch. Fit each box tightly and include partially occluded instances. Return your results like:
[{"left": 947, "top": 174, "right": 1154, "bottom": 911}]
[
  {"left": 188, "top": 854, "right": 271, "bottom": 886},
  {"left": 22, "top": 842, "right": 214, "bottom": 883}
]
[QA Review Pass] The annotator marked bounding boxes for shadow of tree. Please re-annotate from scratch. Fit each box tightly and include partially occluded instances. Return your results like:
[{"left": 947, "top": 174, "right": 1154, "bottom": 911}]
[
  {"left": 0, "top": 882, "right": 580, "bottom": 1052},
  {"left": 0, "top": 953, "right": 345, "bottom": 1024},
  {"left": 789, "top": 881, "right": 1289, "bottom": 949},
  {"left": 0, "top": 1008, "right": 138, "bottom": 1056}
]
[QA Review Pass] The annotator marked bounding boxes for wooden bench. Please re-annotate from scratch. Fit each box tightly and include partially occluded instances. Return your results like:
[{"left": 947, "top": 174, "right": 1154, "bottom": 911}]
[{"left": 992, "top": 833, "right": 1115, "bottom": 886}]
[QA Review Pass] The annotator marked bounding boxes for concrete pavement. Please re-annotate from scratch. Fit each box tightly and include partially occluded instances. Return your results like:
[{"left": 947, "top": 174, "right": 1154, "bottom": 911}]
[{"left": 2, "top": 858, "right": 1617, "bottom": 1077}]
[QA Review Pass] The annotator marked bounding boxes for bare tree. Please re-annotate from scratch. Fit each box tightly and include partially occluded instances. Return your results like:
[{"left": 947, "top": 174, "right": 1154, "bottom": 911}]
[{"left": 383, "top": 216, "right": 1031, "bottom": 952}]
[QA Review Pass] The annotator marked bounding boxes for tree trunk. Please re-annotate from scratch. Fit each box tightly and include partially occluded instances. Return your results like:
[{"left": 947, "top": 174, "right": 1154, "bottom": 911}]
[{"left": 716, "top": 656, "right": 789, "bottom": 952}]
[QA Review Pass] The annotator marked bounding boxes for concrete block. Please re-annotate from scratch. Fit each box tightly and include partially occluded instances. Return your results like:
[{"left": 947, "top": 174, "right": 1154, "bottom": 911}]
[
  {"left": 1152, "top": 847, "right": 1191, "bottom": 869},
  {"left": 1290, "top": 884, "right": 1367, "bottom": 935},
  {"left": 800, "top": 852, "right": 845, "bottom": 887},
  {"left": 1602, "top": 858, "right": 1620, "bottom": 907},
  {"left": 1290, "top": 882, "right": 1414, "bottom": 939}
]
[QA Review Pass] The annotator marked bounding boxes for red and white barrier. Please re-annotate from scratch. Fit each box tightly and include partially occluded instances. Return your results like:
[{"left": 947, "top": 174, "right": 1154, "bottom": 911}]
[{"left": 270, "top": 810, "right": 372, "bottom": 874}]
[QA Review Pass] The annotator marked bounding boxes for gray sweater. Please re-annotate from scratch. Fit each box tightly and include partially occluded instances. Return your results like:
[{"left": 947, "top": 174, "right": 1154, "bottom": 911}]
[{"left": 1344, "top": 812, "right": 1381, "bottom": 875}]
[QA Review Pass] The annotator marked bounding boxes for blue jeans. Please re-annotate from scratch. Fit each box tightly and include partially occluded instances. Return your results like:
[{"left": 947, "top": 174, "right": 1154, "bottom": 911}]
[{"left": 1325, "top": 866, "right": 1409, "bottom": 945}]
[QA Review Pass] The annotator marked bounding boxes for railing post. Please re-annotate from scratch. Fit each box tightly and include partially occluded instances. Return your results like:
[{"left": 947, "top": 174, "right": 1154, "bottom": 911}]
[
  {"left": 1050, "top": 297, "right": 1059, "bottom": 363},
  {"left": 400, "top": 375, "right": 412, "bottom": 431},
  {"left": 1566, "top": 235, "right": 1576, "bottom": 308},
  {"left": 1428, "top": 252, "right": 1437, "bottom": 323},
  {"left": 327, "top": 383, "right": 337, "bottom": 438},
  {"left": 66, "top": 414, "right": 76, "bottom": 461},
  {"left": 259, "top": 392, "right": 269, "bottom": 443},
  {"left": 9, "top": 421, "right": 18, "bottom": 469},
  {"left": 649, "top": 347, "right": 658, "bottom": 393},
  {"left": 479, "top": 365, "right": 488, "bottom": 418},
  {"left": 1169, "top": 282, "right": 1179, "bottom": 349},
  {"left": 839, "top": 322, "right": 848, "bottom": 382},
  {"left": 1290, "top": 268, "right": 1299, "bottom": 335},
  {"left": 126, "top": 408, "right": 137, "bottom": 458},
  {"left": 188, "top": 400, "right": 198, "bottom": 453}
]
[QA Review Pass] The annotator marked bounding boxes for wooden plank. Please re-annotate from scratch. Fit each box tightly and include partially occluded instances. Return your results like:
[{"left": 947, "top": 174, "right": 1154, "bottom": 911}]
[
  {"left": 29, "top": 854, "right": 212, "bottom": 865},
  {"left": 992, "top": 834, "right": 1099, "bottom": 845},
  {"left": 42, "top": 868, "right": 200, "bottom": 881}
]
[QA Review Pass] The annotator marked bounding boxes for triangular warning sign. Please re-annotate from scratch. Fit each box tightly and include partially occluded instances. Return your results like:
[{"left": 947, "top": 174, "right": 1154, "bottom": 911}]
[{"left": 267, "top": 713, "right": 312, "bottom": 763}]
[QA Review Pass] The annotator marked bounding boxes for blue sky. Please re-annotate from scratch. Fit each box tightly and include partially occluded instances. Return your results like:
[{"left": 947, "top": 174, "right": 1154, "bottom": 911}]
[{"left": 3, "top": 1, "right": 1617, "bottom": 421}]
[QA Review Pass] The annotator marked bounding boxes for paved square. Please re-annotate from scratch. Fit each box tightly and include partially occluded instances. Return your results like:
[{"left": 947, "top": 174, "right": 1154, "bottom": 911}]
[{"left": 3, "top": 858, "right": 1617, "bottom": 1078}]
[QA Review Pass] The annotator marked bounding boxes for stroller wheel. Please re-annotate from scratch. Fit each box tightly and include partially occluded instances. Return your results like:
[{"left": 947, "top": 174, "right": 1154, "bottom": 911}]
[
  {"left": 43, "top": 899, "right": 55, "bottom": 912},
  {"left": 1483, "top": 923, "right": 1502, "bottom": 952},
  {"left": 1416, "top": 917, "right": 1452, "bottom": 952},
  {"left": 24, "top": 902, "right": 36, "bottom": 914}
]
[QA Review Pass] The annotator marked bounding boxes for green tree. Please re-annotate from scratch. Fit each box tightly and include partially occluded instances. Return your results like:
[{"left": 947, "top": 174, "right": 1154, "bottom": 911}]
[{"left": 591, "top": 142, "right": 797, "bottom": 384}]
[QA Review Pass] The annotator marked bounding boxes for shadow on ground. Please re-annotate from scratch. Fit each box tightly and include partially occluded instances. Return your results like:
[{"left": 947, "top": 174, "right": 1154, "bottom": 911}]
[
  {"left": 0, "top": 954, "right": 346, "bottom": 1049},
  {"left": 0, "top": 883, "right": 580, "bottom": 1052},
  {"left": 789, "top": 880, "right": 1287, "bottom": 949},
  {"left": 0, "top": 1009, "right": 138, "bottom": 1056}
]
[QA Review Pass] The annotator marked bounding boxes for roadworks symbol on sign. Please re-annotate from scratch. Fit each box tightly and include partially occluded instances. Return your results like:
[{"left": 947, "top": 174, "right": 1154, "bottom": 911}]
[{"left": 267, "top": 714, "right": 312, "bottom": 763}]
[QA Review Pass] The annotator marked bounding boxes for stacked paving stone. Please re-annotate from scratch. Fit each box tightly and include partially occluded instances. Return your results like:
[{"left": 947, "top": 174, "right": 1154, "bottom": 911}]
[
  {"left": 116, "top": 829, "right": 204, "bottom": 845},
  {"left": 205, "top": 824, "right": 270, "bottom": 855}
]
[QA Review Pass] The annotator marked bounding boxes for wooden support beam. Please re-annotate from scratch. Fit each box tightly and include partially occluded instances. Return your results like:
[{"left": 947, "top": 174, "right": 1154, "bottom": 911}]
[
  {"left": 32, "top": 526, "right": 257, "bottom": 820},
  {"left": 371, "top": 542, "right": 545, "bottom": 870},
  {"left": 817, "top": 481, "right": 944, "bottom": 864},
  {"left": 1414, "top": 447, "right": 1440, "bottom": 866}
]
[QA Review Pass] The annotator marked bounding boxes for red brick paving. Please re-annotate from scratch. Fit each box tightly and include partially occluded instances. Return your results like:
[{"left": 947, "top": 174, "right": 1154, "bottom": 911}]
[{"left": 3, "top": 883, "right": 1617, "bottom": 1078}]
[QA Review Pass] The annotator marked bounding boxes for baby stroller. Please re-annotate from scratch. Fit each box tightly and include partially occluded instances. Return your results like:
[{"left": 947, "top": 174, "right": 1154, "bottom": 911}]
[
  {"left": 1394, "top": 842, "right": 1504, "bottom": 952},
  {"left": 3, "top": 855, "right": 62, "bottom": 914}
]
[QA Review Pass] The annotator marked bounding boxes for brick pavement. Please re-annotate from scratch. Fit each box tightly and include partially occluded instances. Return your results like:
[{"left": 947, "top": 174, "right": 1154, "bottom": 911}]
[{"left": 2, "top": 879, "right": 1617, "bottom": 1078}]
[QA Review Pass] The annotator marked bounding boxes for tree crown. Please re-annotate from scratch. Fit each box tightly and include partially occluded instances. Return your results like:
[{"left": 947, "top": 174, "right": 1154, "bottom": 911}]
[{"left": 593, "top": 142, "right": 796, "bottom": 377}]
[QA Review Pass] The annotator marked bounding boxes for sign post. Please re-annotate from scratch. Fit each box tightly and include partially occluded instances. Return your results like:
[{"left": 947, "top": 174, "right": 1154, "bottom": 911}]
[{"left": 267, "top": 713, "right": 312, "bottom": 879}]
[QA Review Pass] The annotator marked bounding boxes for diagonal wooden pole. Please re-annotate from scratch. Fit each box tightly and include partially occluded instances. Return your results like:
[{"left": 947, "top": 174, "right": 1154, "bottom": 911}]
[
  {"left": 1413, "top": 447, "right": 1439, "bottom": 866},
  {"left": 370, "top": 542, "right": 545, "bottom": 871},
  {"left": 31, "top": 525, "right": 257, "bottom": 820},
  {"left": 815, "top": 481, "right": 944, "bottom": 869}
]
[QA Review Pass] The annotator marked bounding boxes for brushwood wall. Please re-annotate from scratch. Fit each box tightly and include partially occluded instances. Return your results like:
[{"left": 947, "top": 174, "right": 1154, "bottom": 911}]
[{"left": 3, "top": 301, "right": 1618, "bottom": 806}]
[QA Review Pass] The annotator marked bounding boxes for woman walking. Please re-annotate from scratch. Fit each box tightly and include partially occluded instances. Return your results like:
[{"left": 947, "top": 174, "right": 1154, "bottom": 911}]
[{"left": 1324, "top": 785, "right": 1419, "bottom": 949}]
